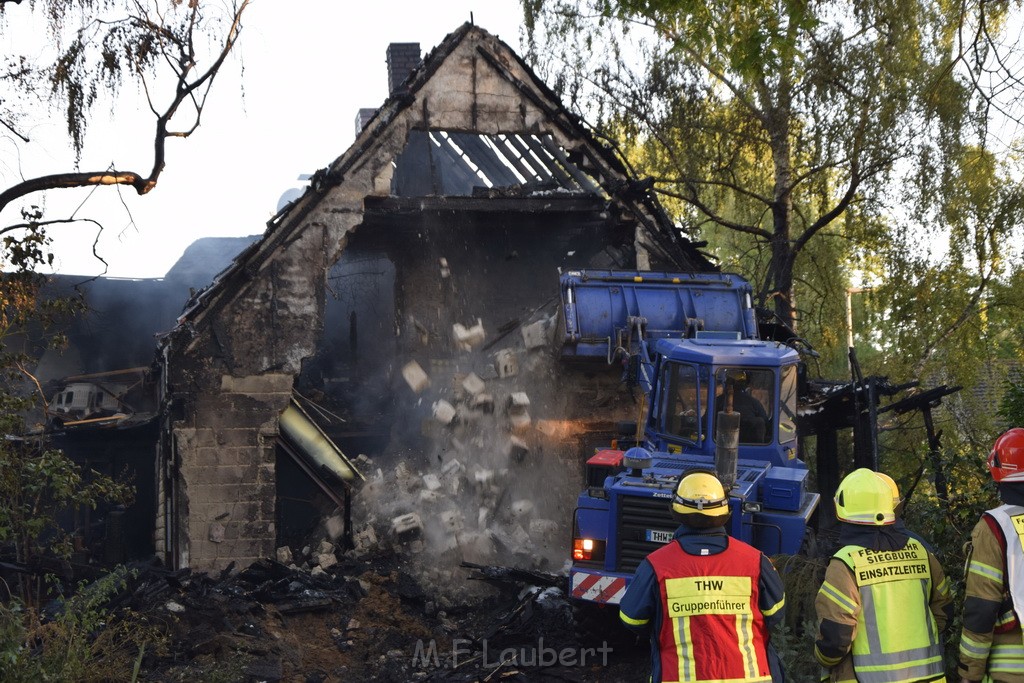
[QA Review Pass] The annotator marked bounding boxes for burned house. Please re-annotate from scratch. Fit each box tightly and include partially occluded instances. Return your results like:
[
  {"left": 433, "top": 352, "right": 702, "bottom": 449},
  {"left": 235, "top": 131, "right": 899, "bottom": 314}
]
[{"left": 155, "top": 24, "right": 713, "bottom": 572}]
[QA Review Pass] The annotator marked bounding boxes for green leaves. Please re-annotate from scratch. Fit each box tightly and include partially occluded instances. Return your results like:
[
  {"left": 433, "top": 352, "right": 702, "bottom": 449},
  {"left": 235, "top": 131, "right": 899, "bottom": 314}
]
[
  {"left": 998, "top": 379, "right": 1024, "bottom": 428},
  {"left": 0, "top": 440, "right": 133, "bottom": 569}
]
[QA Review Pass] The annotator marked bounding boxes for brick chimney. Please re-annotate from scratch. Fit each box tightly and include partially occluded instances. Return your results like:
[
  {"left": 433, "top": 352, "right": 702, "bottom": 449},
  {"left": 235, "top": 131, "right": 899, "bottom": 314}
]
[
  {"left": 354, "top": 108, "right": 377, "bottom": 136},
  {"left": 386, "top": 42, "right": 421, "bottom": 95}
]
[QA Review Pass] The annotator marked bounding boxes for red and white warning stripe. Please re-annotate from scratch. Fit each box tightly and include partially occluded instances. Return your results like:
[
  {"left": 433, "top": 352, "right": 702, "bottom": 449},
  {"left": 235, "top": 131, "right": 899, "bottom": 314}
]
[{"left": 570, "top": 571, "right": 628, "bottom": 604}]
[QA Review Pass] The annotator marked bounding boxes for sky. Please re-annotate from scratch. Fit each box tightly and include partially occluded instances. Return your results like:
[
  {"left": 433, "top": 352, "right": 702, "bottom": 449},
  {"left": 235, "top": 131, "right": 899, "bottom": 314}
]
[{"left": 0, "top": 1, "right": 527, "bottom": 278}]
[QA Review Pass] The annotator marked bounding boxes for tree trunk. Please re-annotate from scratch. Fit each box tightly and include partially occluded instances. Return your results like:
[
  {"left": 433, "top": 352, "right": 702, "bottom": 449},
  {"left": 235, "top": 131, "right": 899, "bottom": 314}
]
[
  {"left": 771, "top": 230, "right": 796, "bottom": 331},
  {"left": 766, "top": 101, "right": 796, "bottom": 332}
]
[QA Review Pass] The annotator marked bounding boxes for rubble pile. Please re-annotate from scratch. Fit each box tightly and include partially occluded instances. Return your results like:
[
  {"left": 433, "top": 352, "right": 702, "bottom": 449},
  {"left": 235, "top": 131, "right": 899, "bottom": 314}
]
[{"left": 101, "top": 552, "right": 642, "bottom": 682}]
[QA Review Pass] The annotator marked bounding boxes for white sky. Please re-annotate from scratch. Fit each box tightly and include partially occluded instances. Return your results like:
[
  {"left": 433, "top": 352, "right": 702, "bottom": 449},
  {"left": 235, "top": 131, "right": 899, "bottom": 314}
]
[{"left": 0, "top": 1, "right": 526, "bottom": 278}]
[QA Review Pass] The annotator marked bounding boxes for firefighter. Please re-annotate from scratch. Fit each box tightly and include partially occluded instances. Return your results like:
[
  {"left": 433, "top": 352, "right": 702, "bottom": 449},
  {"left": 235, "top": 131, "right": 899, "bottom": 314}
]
[
  {"left": 815, "top": 468, "right": 951, "bottom": 682},
  {"left": 618, "top": 469, "right": 786, "bottom": 683},
  {"left": 958, "top": 427, "right": 1024, "bottom": 683}
]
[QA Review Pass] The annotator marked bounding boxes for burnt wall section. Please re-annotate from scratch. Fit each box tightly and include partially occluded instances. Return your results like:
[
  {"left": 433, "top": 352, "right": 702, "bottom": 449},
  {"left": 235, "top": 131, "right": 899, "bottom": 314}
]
[
  {"left": 166, "top": 200, "right": 367, "bottom": 570},
  {"left": 168, "top": 374, "right": 291, "bottom": 570}
]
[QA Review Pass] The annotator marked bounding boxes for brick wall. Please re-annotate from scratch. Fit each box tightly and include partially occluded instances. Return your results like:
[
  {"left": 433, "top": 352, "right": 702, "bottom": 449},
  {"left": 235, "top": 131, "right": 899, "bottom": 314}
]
[
  {"left": 170, "top": 372, "right": 292, "bottom": 572},
  {"left": 387, "top": 42, "right": 420, "bottom": 94}
]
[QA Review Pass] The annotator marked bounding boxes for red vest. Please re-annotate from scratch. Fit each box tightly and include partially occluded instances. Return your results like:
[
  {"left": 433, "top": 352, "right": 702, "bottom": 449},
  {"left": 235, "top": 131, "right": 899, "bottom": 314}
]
[{"left": 648, "top": 537, "right": 771, "bottom": 683}]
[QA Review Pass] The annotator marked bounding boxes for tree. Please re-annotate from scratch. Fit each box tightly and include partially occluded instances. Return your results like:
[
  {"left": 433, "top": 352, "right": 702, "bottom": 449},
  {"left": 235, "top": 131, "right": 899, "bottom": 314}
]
[
  {"left": 0, "top": 0, "right": 250, "bottom": 240},
  {"left": 522, "top": 0, "right": 1020, "bottom": 333},
  {"left": 0, "top": 0, "right": 249, "bottom": 617}
]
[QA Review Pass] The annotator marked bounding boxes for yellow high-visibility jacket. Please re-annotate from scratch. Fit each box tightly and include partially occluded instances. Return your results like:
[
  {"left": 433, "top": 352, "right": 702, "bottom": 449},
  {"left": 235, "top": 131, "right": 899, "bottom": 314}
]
[{"left": 815, "top": 537, "right": 951, "bottom": 683}]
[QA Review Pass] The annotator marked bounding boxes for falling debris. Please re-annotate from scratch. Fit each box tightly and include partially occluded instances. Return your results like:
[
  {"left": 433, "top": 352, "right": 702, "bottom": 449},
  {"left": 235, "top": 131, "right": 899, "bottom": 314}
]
[
  {"left": 471, "top": 392, "right": 494, "bottom": 413},
  {"left": 494, "top": 348, "right": 518, "bottom": 378},
  {"left": 521, "top": 317, "right": 552, "bottom": 350},
  {"left": 507, "top": 391, "right": 532, "bottom": 432},
  {"left": 461, "top": 371, "right": 486, "bottom": 397},
  {"left": 431, "top": 399, "right": 457, "bottom": 424},
  {"left": 452, "top": 319, "right": 486, "bottom": 351},
  {"left": 391, "top": 513, "right": 424, "bottom": 542},
  {"left": 401, "top": 360, "right": 431, "bottom": 393}
]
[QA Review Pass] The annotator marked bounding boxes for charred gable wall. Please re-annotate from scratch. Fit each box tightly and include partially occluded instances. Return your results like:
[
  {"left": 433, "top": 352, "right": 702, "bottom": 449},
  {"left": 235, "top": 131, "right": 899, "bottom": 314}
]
[{"left": 161, "top": 25, "right": 697, "bottom": 572}]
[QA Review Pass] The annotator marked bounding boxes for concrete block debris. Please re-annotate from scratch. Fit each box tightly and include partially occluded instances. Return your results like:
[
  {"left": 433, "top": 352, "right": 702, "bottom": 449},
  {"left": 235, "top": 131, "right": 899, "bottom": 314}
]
[
  {"left": 461, "top": 372, "right": 486, "bottom": 397},
  {"left": 401, "top": 360, "right": 431, "bottom": 393},
  {"left": 509, "top": 411, "right": 532, "bottom": 432},
  {"left": 440, "top": 458, "right": 464, "bottom": 477},
  {"left": 507, "top": 392, "right": 532, "bottom": 432},
  {"left": 494, "top": 348, "right": 518, "bottom": 378},
  {"left": 317, "top": 553, "right": 338, "bottom": 570},
  {"left": 453, "top": 319, "right": 485, "bottom": 351},
  {"left": 276, "top": 546, "right": 293, "bottom": 565},
  {"left": 520, "top": 319, "right": 549, "bottom": 350},
  {"left": 391, "top": 513, "right": 424, "bottom": 542},
  {"left": 354, "top": 526, "right": 378, "bottom": 554},
  {"left": 432, "top": 399, "right": 457, "bottom": 424},
  {"left": 455, "top": 404, "right": 479, "bottom": 426},
  {"left": 318, "top": 540, "right": 335, "bottom": 556},
  {"left": 419, "top": 489, "right": 442, "bottom": 504},
  {"left": 458, "top": 531, "right": 496, "bottom": 563},
  {"left": 422, "top": 473, "right": 442, "bottom": 491},
  {"left": 473, "top": 469, "right": 494, "bottom": 487},
  {"left": 508, "top": 392, "right": 531, "bottom": 411},
  {"left": 470, "top": 393, "right": 494, "bottom": 413},
  {"left": 439, "top": 257, "right": 451, "bottom": 279}
]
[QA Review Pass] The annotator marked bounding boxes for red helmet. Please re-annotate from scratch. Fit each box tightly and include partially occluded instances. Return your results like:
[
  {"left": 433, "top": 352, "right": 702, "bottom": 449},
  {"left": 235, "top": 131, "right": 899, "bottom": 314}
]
[{"left": 988, "top": 428, "right": 1024, "bottom": 482}]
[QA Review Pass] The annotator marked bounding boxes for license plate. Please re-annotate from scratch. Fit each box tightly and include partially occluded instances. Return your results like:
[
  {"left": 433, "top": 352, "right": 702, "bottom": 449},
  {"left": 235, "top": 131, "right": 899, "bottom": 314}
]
[{"left": 645, "top": 529, "right": 674, "bottom": 543}]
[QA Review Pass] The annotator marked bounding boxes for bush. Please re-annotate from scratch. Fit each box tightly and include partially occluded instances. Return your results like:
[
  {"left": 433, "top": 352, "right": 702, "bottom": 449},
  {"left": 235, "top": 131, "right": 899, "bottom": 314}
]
[{"left": 0, "top": 567, "right": 168, "bottom": 682}]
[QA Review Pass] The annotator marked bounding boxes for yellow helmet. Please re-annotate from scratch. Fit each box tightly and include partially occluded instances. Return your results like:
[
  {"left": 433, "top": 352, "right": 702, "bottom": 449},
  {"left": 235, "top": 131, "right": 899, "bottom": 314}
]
[
  {"left": 672, "top": 470, "right": 730, "bottom": 518},
  {"left": 834, "top": 468, "right": 895, "bottom": 526},
  {"left": 875, "top": 472, "right": 901, "bottom": 509}
]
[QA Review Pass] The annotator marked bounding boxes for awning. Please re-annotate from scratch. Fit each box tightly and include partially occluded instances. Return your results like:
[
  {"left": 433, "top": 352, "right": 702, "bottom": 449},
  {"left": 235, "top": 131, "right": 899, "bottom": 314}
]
[{"left": 278, "top": 399, "right": 363, "bottom": 506}]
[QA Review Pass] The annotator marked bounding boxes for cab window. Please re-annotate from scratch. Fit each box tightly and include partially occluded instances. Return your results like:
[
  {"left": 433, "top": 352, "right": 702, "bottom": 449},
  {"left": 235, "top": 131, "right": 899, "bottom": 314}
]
[
  {"left": 779, "top": 364, "right": 797, "bottom": 444},
  {"left": 713, "top": 367, "right": 773, "bottom": 445},
  {"left": 663, "top": 363, "right": 701, "bottom": 442}
]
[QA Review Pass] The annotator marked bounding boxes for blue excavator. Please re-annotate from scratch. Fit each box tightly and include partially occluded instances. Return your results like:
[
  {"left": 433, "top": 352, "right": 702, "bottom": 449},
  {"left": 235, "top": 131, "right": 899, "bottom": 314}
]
[{"left": 559, "top": 270, "right": 819, "bottom": 605}]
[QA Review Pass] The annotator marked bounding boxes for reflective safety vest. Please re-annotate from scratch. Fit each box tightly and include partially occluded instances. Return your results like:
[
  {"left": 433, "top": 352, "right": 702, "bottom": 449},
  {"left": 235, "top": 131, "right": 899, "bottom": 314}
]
[
  {"left": 834, "top": 539, "right": 944, "bottom": 683},
  {"left": 984, "top": 504, "right": 1024, "bottom": 625},
  {"left": 647, "top": 536, "right": 771, "bottom": 683}
]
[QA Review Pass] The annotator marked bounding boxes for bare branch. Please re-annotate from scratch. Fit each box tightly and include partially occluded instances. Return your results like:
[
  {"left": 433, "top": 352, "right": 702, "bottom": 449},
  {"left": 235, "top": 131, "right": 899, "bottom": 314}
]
[{"left": 0, "top": 0, "right": 250, "bottom": 215}]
